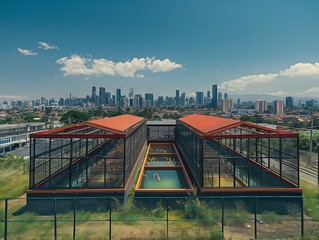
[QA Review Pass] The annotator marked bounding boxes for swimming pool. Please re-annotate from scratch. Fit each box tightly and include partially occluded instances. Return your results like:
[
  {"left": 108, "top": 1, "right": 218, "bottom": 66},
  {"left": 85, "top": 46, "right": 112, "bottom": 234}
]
[
  {"left": 135, "top": 143, "right": 193, "bottom": 193},
  {"left": 140, "top": 169, "right": 188, "bottom": 189}
]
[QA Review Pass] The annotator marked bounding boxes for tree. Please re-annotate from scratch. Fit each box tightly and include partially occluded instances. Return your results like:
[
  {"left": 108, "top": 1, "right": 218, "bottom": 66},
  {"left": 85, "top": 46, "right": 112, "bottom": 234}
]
[{"left": 60, "top": 110, "right": 90, "bottom": 125}]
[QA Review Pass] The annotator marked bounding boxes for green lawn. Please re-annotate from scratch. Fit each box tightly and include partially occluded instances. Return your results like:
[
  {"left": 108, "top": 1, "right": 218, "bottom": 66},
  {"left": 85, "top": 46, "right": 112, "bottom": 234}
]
[{"left": 0, "top": 171, "right": 28, "bottom": 198}]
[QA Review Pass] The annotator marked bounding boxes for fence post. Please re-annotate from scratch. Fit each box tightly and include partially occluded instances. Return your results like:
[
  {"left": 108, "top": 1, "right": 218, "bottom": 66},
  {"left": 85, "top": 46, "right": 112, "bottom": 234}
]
[
  {"left": 54, "top": 198, "right": 57, "bottom": 240},
  {"left": 109, "top": 198, "right": 112, "bottom": 240},
  {"left": 301, "top": 197, "right": 304, "bottom": 239},
  {"left": 73, "top": 198, "right": 76, "bottom": 240},
  {"left": 222, "top": 198, "right": 224, "bottom": 238},
  {"left": 254, "top": 197, "right": 257, "bottom": 240},
  {"left": 166, "top": 198, "right": 169, "bottom": 240},
  {"left": 4, "top": 199, "right": 8, "bottom": 240}
]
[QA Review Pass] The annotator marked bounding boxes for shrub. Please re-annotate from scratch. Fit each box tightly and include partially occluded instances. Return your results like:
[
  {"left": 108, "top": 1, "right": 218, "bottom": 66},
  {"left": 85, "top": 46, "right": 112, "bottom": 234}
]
[{"left": 184, "top": 199, "right": 207, "bottom": 219}]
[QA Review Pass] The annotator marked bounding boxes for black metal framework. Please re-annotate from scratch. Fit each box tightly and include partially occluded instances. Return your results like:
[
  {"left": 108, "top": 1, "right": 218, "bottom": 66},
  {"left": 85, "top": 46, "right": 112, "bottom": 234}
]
[
  {"left": 147, "top": 125, "right": 175, "bottom": 140},
  {"left": 29, "top": 123, "right": 146, "bottom": 189},
  {"left": 175, "top": 121, "right": 299, "bottom": 189}
]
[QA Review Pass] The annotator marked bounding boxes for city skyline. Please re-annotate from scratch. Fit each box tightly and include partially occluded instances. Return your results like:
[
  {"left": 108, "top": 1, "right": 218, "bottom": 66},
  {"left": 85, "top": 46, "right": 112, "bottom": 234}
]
[{"left": 1, "top": 1, "right": 319, "bottom": 100}]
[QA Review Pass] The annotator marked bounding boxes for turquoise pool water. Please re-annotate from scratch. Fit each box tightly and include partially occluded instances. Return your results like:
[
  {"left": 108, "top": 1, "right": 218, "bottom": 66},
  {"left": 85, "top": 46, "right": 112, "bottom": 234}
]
[
  {"left": 146, "top": 156, "right": 179, "bottom": 166},
  {"left": 140, "top": 169, "right": 188, "bottom": 189}
]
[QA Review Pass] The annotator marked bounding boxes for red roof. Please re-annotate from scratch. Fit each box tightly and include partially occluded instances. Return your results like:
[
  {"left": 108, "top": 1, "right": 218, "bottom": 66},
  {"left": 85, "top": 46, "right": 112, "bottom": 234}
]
[
  {"left": 178, "top": 114, "right": 241, "bottom": 135},
  {"left": 86, "top": 114, "right": 145, "bottom": 134}
]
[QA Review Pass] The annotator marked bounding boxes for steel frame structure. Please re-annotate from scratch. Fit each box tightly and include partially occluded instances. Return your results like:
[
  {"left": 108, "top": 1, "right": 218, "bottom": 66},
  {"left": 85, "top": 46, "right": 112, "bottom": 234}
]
[
  {"left": 27, "top": 115, "right": 147, "bottom": 195},
  {"left": 176, "top": 114, "right": 301, "bottom": 195}
]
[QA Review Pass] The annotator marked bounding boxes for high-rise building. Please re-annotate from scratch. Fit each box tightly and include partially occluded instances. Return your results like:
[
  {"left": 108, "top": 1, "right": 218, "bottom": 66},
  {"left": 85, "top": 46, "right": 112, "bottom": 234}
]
[
  {"left": 105, "top": 92, "right": 111, "bottom": 106},
  {"left": 129, "top": 87, "right": 134, "bottom": 98},
  {"left": 207, "top": 90, "right": 211, "bottom": 99},
  {"left": 306, "top": 100, "right": 315, "bottom": 108},
  {"left": 221, "top": 99, "right": 233, "bottom": 113},
  {"left": 217, "top": 92, "right": 222, "bottom": 107},
  {"left": 285, "top": 96, "right": 294, "bottom": 109},
  {"left": 175, "top": 90, "right": 180, "bottom": 106},
  {"left": 99, "top": 87, "right": 106, "bottom": 106},
  {"left": 212, "top": 84, "right": 218, "bottom": 108},
  {"left": 116, "top": 89, "right": 121, "bottom": 106},
  {"left": 157, "top": 96, "right": 164, "bottom": 106},
  {"left": 273, "top": 100, "right": 284, "bottom": 115},
  {"left": 224, "top": 92, "right": 228, "bottom": 99},
  {"left": 91, "top": 86, "right": 97, "bottom": 104},
  {"left": 134, "top": 94, "right": 143, "bottom": 108},
  {"left": 196, "top": 92, "right": 204, "bottom": 106},
  {"left": 181, "top": 92, "right": 186, "bottom": 106},
  {"left": 145, "top": 93, "right": 154, "bottom": 107},
  {"left": 255, "top": 100, "right": 267, "bottom": 112}
]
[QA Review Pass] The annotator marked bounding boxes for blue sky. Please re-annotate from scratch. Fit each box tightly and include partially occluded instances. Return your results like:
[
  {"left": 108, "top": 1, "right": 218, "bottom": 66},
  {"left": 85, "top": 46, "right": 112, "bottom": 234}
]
[{"left": 1, "top": 0, "right": 319, "bottom": 100}]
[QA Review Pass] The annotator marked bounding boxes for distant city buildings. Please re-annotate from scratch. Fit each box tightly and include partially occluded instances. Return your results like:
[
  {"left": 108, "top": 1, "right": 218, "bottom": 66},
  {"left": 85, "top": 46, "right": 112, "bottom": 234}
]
[
  {"left": 212, "top": 84, "right": 218, "bottom": 108},
  {"left": 273, "top": 100, "right": 284, "bottom": 115},
  {"left": 145, "top": 93, "right": 154, "bottom": 107},
  {"left": 221, "top": 99, "right": 233, "bottom": 113},
  {"left": 255, "top": 100, "right": 267, "bottom": 113},
  {"left": 196, "top": 92, "right": 204, "bottom": 106},
  {"left": 1, "top": 84, "right": 318, "bottom": 113},
  {"left": 285, "top": 96, "right": 294, "bottom": 109}
]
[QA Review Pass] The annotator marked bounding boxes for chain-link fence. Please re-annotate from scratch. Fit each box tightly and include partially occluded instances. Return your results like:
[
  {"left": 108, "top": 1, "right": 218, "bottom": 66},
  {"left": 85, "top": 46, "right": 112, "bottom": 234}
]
[{"left": 0, "top": 195, "right": 319, "bottom": 239}]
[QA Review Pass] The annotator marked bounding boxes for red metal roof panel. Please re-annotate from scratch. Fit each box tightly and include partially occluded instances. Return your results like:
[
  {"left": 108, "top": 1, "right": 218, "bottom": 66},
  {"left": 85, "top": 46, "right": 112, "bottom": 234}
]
[
  {"left": 178, "top": 114, "right": 241, "bottom": 135},
  {"left": 86, "top": 114, "right": 145, "bottom": 134}
]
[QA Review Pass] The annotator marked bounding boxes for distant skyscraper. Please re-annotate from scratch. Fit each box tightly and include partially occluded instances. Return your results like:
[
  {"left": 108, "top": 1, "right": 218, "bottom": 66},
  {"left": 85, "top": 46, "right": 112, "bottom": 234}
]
[
  {"left": 221, "top": 99, "right": 233, "bottom": 113},
  {"left": 255, "top": 100, "right": 267, "bottom": 112},
  {"left": 157, "top": 96, "right": 164, "bottom": 106},
  {"left": 105, "top": 92, "right": 111, "bottom": 105},
  {"left": 129, "top": 87, "right": 134, "bottom": 98},
  {"left": 306, "top": 100, "right": 315, "bottom": 108},
  {"left": 181, "top": 92, "right": 186, "bottom": 106},
  {"left": 273, "top": 100, "right": 284, "bottom": 115},
  {"left": 99, "top": 87, "right": 106, "bottom": 105},
  {"left": 116, "top": 88, "right": 121, "bottom": 106},
  {"left": 207, "top": 90, "right": 211, "bottom": 99},
  {"left": 196, "top": 92, "right": 204, "bottom": 106},
  {"left": 145, "top": 93, "right": 154, "bottom": 107},
  {"left": 91, "top": 86, "right": 97, "bottom": 104},
  {"left": 237, "top": 98, "right": 240, "bottom": 105},
  {"left": 175, "top": 90, "right": 180, "bottom": 106},
  {"left": 212, "top": 84, "right": 218, "bottom": 108},
  {"left": 217, "top": 91, "right": 222, "bottom": 107},
  {"left": 285, "top": 96, "right": 294, "bottom": 109},
  {"left": 224, "top": 92, "right": 228, "bottom": 99}
]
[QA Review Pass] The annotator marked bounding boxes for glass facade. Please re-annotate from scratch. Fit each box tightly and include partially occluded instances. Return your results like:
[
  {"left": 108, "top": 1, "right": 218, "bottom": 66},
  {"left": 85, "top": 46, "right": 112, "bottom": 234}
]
[
  {"left": 175, "top": 122, "right": 203, "bottom": 187},
  {"left": 176, "top": 121, "right": 299, "bottom": 189},
  {"left": 147, "top": 125, "right": 175, "bottom": 140},
  {"left": 30, "top": 123, "right": 146, "bottom": 189}
]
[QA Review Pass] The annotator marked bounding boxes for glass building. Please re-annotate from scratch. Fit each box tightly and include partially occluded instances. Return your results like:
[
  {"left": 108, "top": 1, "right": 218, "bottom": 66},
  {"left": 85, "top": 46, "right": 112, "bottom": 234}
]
[
  {"left": 176, "top": 114, "right": 301, "bottom": 195},
  {"left": 28, "top": 114, "right": 146, "bottom": 196}
]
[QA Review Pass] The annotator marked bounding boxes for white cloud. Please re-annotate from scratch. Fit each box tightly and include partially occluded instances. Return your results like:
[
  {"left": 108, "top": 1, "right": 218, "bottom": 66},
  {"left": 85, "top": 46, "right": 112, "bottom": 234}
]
[
  {"left": 268, "top": 91, "right": 288, "bottom": 96},
  {"left": 298, "top": 87, "right": 319, "bottom": 96},
  {"left": 56, "top": 55, "right": 182, "bottom": 77},
  {"left": 186, "top": 92, "right": 196, "bottom": 97},
  {"left": 146, "top": 58, "right": 182, "bottom": 72},
  {"left": 280, "top": 62, "right": 319, "bottom": 78},
  {"left": 38, "top": 41, "right": 58, "bottom": 50},
  {"left": 17, "top": 48, "right": 38, "bottom": 56},
  {"left": 0, "top": 95, "right": 28, "bottom": 100},
  {"left": 219, "top": 73, "right": 278, "bottom": 91}
]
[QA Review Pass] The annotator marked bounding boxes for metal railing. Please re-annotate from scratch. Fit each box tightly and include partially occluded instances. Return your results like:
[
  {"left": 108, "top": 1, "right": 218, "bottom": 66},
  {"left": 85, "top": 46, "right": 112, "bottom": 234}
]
[{"left": 0, "top": 195, "right": 319, "bottom": 239}]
